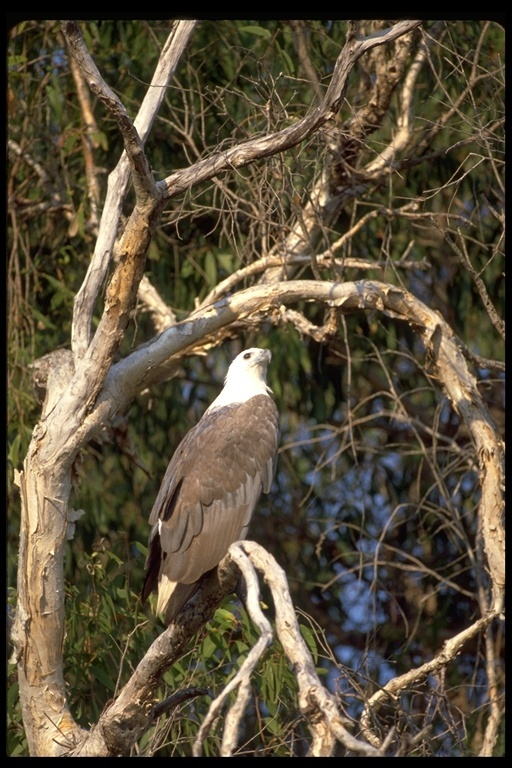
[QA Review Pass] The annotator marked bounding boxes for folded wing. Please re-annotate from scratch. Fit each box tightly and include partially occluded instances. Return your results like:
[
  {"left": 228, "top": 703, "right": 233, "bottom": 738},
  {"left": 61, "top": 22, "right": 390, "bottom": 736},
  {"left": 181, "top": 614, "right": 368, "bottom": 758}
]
[{"left": 142, "top": 394, "right": 279, "bottom": 623}]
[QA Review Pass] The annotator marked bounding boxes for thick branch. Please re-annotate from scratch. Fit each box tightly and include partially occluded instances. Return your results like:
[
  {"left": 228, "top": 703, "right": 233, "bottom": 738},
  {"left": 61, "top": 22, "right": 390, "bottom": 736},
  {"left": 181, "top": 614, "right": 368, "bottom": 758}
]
[
  {"left": 68, "top": 557, "right": 241, "bottom": 756},
  {"left": 37, "top": 21, "right": 197, "bottom": 462},
  {"left": 159, "top": 21, "right": 422, "bottom": 200},
  {"left": 65, "top": 20, "right": 197, "bottom": 359}
]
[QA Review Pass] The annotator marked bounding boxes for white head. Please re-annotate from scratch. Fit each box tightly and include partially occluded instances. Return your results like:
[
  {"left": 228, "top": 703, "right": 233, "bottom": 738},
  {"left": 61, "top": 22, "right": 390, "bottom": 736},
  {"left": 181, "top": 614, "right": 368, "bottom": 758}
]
[{"left": 207, "top": 348, "right": 273, "bottom": 411}]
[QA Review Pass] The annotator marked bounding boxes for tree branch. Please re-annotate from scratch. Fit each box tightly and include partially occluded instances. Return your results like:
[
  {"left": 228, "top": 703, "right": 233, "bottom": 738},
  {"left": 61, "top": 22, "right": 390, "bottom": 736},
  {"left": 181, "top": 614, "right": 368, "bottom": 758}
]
[
  {"left": 446, "top": 226, "right": 505, "bottom": 340},
  {"left": 61, "top": 21, "right": 156, "bottom": 202},
  {"left": 69, "top": 541, "right": 381, "bottom": 757},
  {"left": 68, "top": 557, "right": 241, "bottom": 756},
  {"left": 63, "top": 20, "right": 197, "bottom": 359},
  {"left": 236, "top": 542, "right": 381, "bottom": 757},
  {"left": 360, "top": 610, "right": 501, "bottom": 749},
  {"left": 92, "top": 279, "right": 503, "bottom": 607},
  {"left": 159, "top": 21, "right": 422, "bottom": 200},
  {"left": 193, "top": 545, "right": 275, "bottom": 757}
]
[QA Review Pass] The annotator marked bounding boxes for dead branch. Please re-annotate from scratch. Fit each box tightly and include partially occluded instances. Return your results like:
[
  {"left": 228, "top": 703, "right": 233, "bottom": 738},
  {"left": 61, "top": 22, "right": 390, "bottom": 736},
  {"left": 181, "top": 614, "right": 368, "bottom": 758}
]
[
  {"left": 193, "top": 545, "right": 275, "bottom": 757},
  {"left": 235, "top": 542, "right": 381, "bottom": 757},
  {"left": 61, "top": 21, "right": 157, "bottom": 202},
  {"left": 159, "top": 21, "right": 422, "bottom": 200},
  {"left": 68, "top": 52, "right": 102, "bottom": 231},
  {"left": 63, "top": 20, "right": 197, "bottom": 359},
  {"left": 360, "top": 609, "right": 501, "bottom": 749}
]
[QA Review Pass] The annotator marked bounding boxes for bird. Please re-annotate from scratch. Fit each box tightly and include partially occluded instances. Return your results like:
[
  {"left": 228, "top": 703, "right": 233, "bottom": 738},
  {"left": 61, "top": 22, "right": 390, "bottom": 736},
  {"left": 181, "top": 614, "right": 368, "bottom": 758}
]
[{"left": 142, "top": 347, "right": 280, "bottom": 624}]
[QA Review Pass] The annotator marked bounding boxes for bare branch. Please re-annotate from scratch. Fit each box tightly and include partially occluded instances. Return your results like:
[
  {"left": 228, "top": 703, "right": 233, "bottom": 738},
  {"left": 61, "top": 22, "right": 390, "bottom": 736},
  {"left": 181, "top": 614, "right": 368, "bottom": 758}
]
[
  {"left": 289, "top": 20, "right": 323, "bottom": 103},
  {"left": 365, "top": 22, "right": 443, "bottom": 176},
  {"left": 238, "top": 542, "right": 380, "bottom": 757},
  {"left": 193, "top": 545, "right": 274, "bottom": 757},
  {"left": 159, "top": 21, "right": 422, "bottom": 200},
  {"left": 64, "top": 20, "right": 197, "bottom": 359},
  {"left": 68, "top": 53, "right": 102, "bottom": 231},
  {"left": 360, "top": 610, "right": 501, "bottom": 749},
  {"left": 478, "top": 623, "right": 504, "bottom": 756}
]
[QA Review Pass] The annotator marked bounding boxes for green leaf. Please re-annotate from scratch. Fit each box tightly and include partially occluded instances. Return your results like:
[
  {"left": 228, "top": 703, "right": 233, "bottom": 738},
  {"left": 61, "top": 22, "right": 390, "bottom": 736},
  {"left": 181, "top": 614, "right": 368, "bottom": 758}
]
[
  {"left": 46, "top": 82, "right": 63, "bottom": 122},
  {"left": 299, "top": 624, "right": 319, "bottom": 664},
  {"left": 30, "top": 306, "right": 57, "bottom": 331},
  {"left": 216, "top": 251, "right": 236, "bottom": 273},
  {"left": 89, "top": 664, "right": 116, "bottom": 692},
  {"left": 200, "top": 634, "right": 217, "bottom": 659},
  {"left": 276, "top": 42, "right": 295, "bottom": 76},
  {"left": 239, "top": 25, "right": 272, "bottom": 39},
  {"left": 204, "top": 250, "right": 217, "bottom": 286}
]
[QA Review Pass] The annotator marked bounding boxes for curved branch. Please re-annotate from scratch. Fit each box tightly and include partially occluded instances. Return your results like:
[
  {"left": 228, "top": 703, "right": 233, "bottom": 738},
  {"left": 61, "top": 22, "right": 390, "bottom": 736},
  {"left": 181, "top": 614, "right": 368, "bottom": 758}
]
[
  {"left": 96, "top": 279, "right": 503, "bottom": 606},
  {"left": 360, "top": 610, "right": 501, "bottom": 749},
  {"left": 159, "top": 21, "right": 422, "bottom": 199},
  {"left": 237, "top": 542, "right": 381, "bottom": 757}
]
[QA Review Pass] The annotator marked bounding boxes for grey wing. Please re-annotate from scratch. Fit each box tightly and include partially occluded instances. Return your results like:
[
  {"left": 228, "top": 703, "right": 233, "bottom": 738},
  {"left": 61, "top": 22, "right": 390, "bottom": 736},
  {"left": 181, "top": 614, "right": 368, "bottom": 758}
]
[{"left": 146, "top": 395, "right": 279, "bottom": 592}]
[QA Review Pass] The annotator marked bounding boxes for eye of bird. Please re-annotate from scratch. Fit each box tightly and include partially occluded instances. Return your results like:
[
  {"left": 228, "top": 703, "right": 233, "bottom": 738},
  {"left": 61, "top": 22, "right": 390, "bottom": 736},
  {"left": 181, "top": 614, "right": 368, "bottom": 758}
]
[{"left": 243, "top": 352, "right": 252, "bottom": 359}]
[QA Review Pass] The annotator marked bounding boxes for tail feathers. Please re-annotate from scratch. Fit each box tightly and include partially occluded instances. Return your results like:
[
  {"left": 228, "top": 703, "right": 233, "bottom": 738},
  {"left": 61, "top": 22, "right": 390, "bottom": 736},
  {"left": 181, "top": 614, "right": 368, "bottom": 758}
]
[
  {"left": 157, "top": 576, "right": 202, "bottom": 625},
  {"left": 141, "top": 532, "right": 162, "bottom": 604}
]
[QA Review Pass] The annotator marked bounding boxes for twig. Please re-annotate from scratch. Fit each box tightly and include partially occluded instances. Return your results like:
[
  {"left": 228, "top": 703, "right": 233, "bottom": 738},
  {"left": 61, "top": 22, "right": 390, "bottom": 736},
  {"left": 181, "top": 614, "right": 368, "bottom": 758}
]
[
  {"left": 451, "top": 227, "right": 505, "bottom": 340},
  {"left": 360, "top": 610, "right": 501, "bottom": 749}
]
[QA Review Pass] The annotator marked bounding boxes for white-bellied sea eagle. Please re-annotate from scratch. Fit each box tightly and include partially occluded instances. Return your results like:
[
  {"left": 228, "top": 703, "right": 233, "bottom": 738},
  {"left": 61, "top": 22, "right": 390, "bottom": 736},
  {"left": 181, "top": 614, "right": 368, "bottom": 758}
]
[{"left": 142, "top": 348, "right": 280, "bottom": 624}]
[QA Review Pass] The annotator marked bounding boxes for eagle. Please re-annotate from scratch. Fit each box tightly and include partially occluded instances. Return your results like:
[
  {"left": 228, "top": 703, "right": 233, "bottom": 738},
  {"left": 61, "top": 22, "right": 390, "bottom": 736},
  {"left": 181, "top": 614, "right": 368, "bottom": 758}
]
[{"left": 142, "top": 347, "right": 280, "bottom": 624}]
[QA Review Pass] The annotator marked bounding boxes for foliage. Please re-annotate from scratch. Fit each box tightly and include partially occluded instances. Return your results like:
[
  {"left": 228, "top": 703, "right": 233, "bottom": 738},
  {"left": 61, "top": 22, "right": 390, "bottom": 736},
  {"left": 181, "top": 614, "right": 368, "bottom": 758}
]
[{"left": 7, "top": 19, "right": 504, "bottom": 756}]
